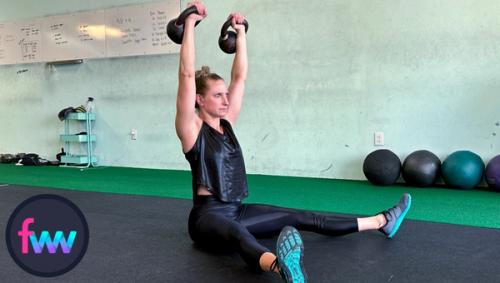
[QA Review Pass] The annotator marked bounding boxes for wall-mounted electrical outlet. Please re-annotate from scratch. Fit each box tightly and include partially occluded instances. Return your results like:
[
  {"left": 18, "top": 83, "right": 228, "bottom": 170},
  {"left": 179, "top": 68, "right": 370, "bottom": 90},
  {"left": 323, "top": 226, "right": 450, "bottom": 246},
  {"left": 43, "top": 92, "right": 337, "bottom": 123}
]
[
  {"left": 374, "top": 131, "right": 384, "bottom": 146},
  {"left": 131, "top": 129, "right": 138, "bottom": 140}
]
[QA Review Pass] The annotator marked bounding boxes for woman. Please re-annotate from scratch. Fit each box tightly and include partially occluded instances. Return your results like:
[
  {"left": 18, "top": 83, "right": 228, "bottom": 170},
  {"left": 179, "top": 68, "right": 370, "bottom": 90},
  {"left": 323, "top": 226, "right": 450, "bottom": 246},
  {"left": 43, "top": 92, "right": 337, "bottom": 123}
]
[{"left": 174, "top": 2, "right": 412, "bottom": 282}]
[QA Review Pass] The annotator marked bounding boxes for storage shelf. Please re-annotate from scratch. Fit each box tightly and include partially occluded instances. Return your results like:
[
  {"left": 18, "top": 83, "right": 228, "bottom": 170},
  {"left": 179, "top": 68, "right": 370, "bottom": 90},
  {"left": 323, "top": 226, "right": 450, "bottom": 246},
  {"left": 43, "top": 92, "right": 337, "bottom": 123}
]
[
  {"left": 65, "top": 112, "right": 96, "bottom": 121},
  {"left": 59, "top": 111, "right": 97, "bottom": 168},
  {"left": 60, "top": 155, "right": 98, "bottom": 164},
  {"left": 60, "top": 134, "right": 96, "bottom": 142}
]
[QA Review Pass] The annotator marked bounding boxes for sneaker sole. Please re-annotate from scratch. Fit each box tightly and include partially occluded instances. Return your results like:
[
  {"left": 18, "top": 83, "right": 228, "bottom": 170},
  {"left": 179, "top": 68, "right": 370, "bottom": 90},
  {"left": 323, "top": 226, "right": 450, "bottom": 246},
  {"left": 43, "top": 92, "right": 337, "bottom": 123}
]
[
  {"left": 388, "top": 194, "right": 412, "bottom": 239},
  {"left": 277, "top": 226, "right": 307, "bottom": 283}
]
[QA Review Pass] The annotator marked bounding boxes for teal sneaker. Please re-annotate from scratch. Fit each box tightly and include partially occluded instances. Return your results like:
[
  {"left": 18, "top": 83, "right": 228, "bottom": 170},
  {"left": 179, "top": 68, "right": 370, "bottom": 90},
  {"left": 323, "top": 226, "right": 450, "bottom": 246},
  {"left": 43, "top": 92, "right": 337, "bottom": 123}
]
[
  {"left": 276, "top": 226, "right": 308, "bottom": 283},
  {"left": 380, "top": 193, "right": 412, "bottom": 239}
]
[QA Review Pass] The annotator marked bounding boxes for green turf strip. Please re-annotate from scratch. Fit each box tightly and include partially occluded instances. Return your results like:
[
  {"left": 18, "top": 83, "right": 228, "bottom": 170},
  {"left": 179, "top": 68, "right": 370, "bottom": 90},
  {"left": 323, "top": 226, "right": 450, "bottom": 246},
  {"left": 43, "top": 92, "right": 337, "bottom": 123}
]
[{"left": 0, "top": 164, "right": 499, "bottom": 229}]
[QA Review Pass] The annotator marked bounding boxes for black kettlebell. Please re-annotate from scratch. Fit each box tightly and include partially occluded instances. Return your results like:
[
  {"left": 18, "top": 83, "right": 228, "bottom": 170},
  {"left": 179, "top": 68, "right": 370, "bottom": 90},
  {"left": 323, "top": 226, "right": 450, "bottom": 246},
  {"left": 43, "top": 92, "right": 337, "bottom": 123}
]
[
  {"left": 167, "top": 6, "right": 202, "bottom": 44},
  {"left": 56, "top": 147, "right": 66, "bottom": 162},
  {"left": 218, "top": 18, "right": 249, "bottom": 54}
]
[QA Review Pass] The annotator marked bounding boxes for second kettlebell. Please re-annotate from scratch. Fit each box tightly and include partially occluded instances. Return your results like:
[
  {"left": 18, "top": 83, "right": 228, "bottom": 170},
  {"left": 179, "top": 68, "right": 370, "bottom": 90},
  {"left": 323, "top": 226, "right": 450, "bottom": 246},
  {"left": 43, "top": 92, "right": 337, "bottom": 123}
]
[{"left": 218, "top": 18, "right": 249, "bottom": 54}]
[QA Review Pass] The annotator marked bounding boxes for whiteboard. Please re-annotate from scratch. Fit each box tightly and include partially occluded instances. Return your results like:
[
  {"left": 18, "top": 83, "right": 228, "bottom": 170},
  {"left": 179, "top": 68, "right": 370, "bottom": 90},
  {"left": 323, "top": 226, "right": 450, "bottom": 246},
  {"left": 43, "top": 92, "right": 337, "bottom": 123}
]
[
  {"left": 16, "top": 19, "right": 43, "bottom": 64},
  {"left": 0, "top": 0, "right": 181, "bottom": 65},
  {"left": 0, "top": 22, "right": 17, "bottom": 65},
  {"left": 105, "top": 1, "right": 180, "bottom": 57},
  {"left": 42, "top": 10, "right": 106, "bottom": 61}
]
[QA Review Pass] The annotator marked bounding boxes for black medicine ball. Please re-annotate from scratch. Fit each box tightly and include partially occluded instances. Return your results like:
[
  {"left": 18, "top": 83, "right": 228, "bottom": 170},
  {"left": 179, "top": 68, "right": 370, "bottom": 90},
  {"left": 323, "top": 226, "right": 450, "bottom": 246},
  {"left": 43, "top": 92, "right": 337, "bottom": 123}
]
[
  {"left": 363, "top": 149, "right": 401, "bottom": 186},
  {"left": 402, "top": 150, "right": 441, "bottom": 187}
]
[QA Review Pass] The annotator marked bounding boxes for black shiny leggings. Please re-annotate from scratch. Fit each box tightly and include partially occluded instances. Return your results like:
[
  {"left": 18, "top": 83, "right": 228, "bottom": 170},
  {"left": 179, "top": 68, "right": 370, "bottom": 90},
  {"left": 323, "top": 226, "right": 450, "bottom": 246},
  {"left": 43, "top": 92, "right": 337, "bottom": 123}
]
[{"left": 188, "top": 195, "right": 358, "bottom": 270}]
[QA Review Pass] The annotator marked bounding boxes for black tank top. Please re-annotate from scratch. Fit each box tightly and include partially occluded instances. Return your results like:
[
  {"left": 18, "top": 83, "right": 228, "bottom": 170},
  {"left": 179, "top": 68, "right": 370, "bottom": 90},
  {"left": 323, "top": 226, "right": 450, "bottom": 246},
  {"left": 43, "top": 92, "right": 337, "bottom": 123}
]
[{"left": 184, "top": 119, "right": 248, "bottom": 202}]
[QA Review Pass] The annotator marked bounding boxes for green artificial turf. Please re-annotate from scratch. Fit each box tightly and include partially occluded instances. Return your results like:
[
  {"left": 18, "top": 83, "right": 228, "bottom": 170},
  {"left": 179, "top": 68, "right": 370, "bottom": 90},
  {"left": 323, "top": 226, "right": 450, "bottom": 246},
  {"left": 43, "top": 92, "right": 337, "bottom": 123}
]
[{"left": 1, "top": 164, "right": 499, "bottom": 229}]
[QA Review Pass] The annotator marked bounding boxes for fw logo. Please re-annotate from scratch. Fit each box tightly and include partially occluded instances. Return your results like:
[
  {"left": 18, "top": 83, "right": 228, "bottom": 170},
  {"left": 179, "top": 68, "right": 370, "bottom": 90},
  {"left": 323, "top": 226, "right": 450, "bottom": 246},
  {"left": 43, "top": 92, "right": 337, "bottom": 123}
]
[
  {"left": 6, "top": 194, "right": 89, "bottom": 277},
  {"left": 18, "top": 217, "right": 77, "bottom": 254}
]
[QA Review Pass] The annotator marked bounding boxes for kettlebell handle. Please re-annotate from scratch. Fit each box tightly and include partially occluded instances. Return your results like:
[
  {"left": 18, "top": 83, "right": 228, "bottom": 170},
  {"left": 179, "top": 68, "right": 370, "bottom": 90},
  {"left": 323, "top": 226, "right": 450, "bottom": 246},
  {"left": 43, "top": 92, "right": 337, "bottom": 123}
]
[
  {"left": 220, "top": 18, "right": 249, "bottom": 37},
  {"left": 175, "top": 5, "right": 202, "bottom": 27},
  {"left": 167, "top": 6, "right": 202, "bottom": 44}
]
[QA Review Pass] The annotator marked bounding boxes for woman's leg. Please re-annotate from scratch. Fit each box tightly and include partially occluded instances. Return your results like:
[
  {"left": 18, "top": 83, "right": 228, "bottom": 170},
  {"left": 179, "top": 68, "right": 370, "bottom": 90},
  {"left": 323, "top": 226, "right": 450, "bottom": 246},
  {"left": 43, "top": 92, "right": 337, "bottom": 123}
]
[
  {"left": 189, "top": 210, "right": 303, "bottom": 277},
  {"left": 189, "top": 211, "right": 272, "bottom": 271},
  {"left": 239, "top": 193, "right": 411, "bottom": 239},
  {"left": 260, "top": 252, "right": 278, "bottom": 272},
  {"left": 238, "top": 204, "right": 360, "bottom": 238},
  {"left": 358, "top": 214, "right": 387, "bottom": 231}
]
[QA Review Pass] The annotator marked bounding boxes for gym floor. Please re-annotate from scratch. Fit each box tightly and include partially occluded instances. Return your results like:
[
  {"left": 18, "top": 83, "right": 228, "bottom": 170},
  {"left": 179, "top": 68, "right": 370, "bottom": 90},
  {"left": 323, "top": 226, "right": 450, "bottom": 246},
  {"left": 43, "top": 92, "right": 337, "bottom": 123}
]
[{"left": 1, "top": 164, "right": 499, "bottom": 282}]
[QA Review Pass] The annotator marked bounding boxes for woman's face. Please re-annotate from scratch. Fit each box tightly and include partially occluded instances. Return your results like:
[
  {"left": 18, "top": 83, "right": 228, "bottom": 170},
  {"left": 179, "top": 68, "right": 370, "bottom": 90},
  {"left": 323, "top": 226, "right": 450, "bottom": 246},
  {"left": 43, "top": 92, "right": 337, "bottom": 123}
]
[{"left": 197, "top": 79, "right": 229, "bottom": 118}]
